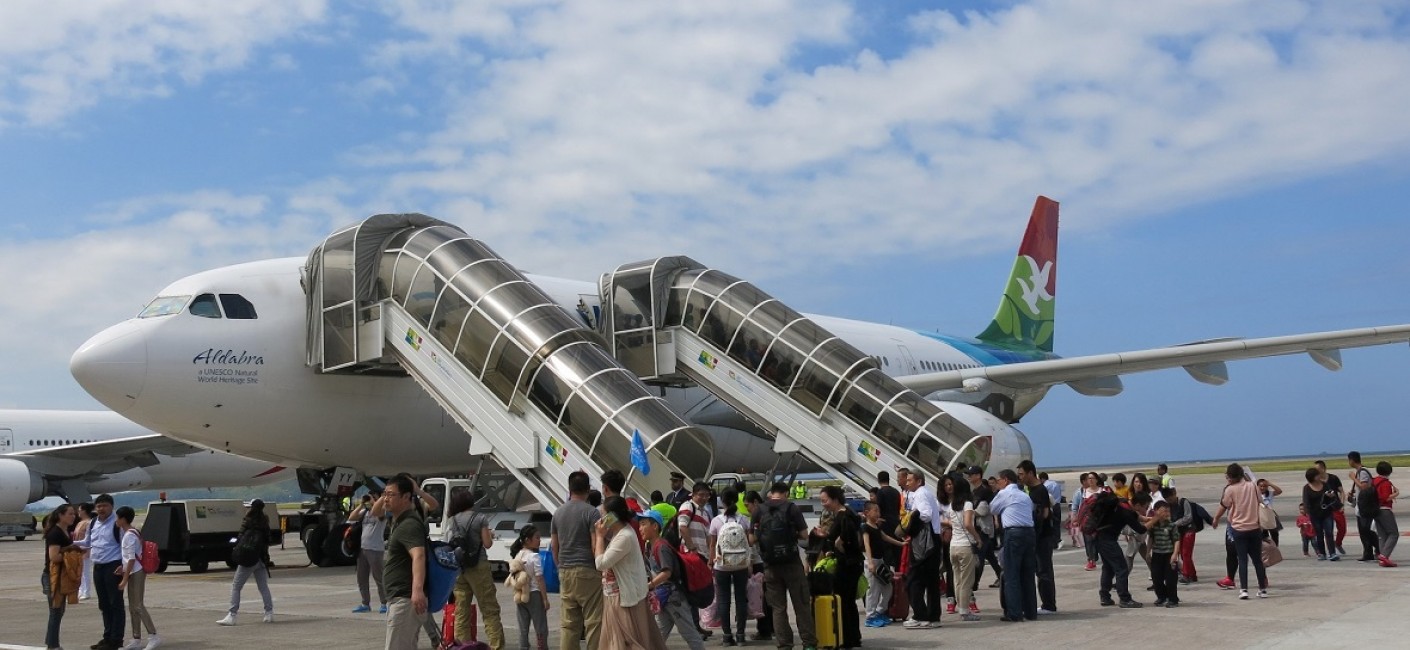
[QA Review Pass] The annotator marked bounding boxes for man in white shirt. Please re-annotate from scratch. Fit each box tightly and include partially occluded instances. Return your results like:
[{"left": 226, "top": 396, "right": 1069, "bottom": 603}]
[{"left": 903, "top": 472, "right": 943, "bottom": 628}]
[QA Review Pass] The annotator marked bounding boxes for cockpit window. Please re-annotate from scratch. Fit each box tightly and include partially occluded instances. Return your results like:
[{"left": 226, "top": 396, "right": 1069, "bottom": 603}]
[
  {"left": 138, "top": 295, "right": 191, "bottom": 318},
  {"left": 189, "top": 294, "right": 223, "bottom": 319},
  {"left": 219, "top": 294, "right": 258, "bottom": 320}
]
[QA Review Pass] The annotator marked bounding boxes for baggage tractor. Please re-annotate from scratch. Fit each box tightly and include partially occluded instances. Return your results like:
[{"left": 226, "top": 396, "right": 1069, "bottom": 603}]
[{"left": 814, "top": 594, "right": 842, "bottom": 650}]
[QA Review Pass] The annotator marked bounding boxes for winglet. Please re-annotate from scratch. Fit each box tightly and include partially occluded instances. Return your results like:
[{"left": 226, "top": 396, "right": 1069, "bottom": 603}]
[{"left": 977, "top": 196, "right": 1059, "bottom": 352}]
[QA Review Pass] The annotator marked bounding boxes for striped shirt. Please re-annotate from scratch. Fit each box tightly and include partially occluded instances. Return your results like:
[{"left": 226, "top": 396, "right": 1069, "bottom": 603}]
[{"left": 1149, "top": 521, "right": 1178, "bottom": 555}]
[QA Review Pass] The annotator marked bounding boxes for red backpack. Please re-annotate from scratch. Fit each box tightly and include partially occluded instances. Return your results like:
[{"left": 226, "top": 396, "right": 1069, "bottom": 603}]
[
  {"left": 663, "top": 539, "right": 714, "bottom": 608},
  {"left": 127, "top": 530, "right": 159, "bottom": 573}
]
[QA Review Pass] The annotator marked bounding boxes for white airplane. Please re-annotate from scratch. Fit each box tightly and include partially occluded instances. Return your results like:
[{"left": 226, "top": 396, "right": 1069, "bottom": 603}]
[
  {"left": 66, "top": 197, "right": 1410, "bottom": 489},
  {"left": 0, "top": 409, "right": 293, "bottom": 512}
]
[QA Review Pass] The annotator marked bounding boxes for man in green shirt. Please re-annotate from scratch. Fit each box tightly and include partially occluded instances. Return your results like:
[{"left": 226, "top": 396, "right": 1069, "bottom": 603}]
[{"left": 382, "top": 475, "right": 428, "bottom": 650}]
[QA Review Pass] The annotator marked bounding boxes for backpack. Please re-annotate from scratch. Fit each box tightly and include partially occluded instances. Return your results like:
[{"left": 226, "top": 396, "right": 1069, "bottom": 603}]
[
  {"left": 448, "top": 512, "right": 485, "bottom": 569},
  {"left": 231, "top": 527, "right": 264, "bottom": 568},
  {"left": 716, "top": 518, "right": 752, "bottom": 571},
  {"left": 505, "top": 555, "right": 531, "bottom": 605},
  {"left": 672, "top": 541, "right": 716, "bottom": 608},
  {"left": 124, "top": 530, "right": 159, "bottom": 574},
  {"left": 1082, "top": 492, "right": 1117, "bottom": 536},
  {"left": 1357, "top": 470, "right": 1381, "bottom": 515},
  {"left": 757, "top": 501, "right": 799, "bottom": 566}
]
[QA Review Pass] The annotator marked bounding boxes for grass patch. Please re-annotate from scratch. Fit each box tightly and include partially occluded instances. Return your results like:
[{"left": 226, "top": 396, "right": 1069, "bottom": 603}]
[{"left": 1167, "top": 454, "right": 1410, "bottom": 476}]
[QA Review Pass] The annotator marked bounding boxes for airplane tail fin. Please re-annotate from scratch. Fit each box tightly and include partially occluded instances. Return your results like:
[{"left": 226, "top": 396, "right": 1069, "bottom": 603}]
[{"left": 976, "top": 196, "right": 1059, "bottom": 352}]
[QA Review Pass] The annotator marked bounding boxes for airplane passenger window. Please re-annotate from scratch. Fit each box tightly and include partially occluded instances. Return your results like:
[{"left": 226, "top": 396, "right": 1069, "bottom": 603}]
[
  {"left": 220, "top": 294, "right": 258, "bottom": 319},
  {"left": 139, "top": 295, "right": 191, "bottom": 318},
  {"left": 189, "top": 294, "right": 223, "bottom": 319}
]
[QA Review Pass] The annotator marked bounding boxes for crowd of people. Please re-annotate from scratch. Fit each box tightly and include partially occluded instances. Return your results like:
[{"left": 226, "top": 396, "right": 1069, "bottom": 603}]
[
  {"left": 34, "top": 452, "right": 1400, "bottom": 650},
  {"left": 39, "top": 493, "right": 162, "bottom": 650}
]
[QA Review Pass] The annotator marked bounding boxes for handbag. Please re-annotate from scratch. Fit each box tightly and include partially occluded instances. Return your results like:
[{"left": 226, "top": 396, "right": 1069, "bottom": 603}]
[
  {"left": 1257, "top": 505, "right": 1278, "bottom": 531},
  {"left": 1261, "top": 538, "right": 1283, "bottom": 567}
]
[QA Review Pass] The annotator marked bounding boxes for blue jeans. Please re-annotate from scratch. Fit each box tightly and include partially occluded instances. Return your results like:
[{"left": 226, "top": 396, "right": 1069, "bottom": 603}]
[
  {"left": 1000, "top": 526, "right": 1038, "bottom": 619},
  {"left": 713, "top": 568, "right": 749, "bottom": 640},
  {"left": 1310, "top": 515, "right": 1336, "bottom": 557},
  {"left": 41, "top": 569, "right": 65, "bottom": 648},
  {"left": 94, "top": 560, "right": 126, "bottom": 643}
]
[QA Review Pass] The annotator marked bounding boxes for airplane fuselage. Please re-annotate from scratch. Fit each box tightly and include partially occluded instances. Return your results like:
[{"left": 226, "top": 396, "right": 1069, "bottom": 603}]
[{"left": 71, "top": 257, "right": 1042, "bottom": 477}]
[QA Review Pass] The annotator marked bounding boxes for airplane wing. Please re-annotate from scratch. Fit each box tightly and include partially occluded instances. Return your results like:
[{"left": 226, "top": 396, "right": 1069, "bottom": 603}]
[
  {"left": 7, "top": 435, "right": 206, "bottom": 478},
  {"left": 897, "top": 323, "right": 1410, "bottom": 397}
]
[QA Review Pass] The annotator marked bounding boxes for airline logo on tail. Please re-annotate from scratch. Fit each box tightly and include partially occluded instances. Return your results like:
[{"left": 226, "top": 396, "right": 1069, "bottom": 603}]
[{"left": 978, "top": 197, "right": 1059, "bottom": 352}]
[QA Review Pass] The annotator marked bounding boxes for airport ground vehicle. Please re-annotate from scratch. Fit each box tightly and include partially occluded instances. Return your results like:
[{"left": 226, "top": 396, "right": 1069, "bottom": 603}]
[
  {"left": 142, "top": 499, "right": 281, "bottom": 573},
  {"left": 0, "top": 511, "right": 37, "bottom": 540}
]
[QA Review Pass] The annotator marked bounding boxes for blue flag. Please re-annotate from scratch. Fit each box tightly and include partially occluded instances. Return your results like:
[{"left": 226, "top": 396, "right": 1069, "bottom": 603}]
[{"left": 630, "top": 429, "right": 651, "bottom": 476}]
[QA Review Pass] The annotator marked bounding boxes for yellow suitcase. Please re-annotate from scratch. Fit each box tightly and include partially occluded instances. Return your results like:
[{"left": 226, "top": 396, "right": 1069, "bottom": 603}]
[{"left": 813, "top": 594, "right": 842, "bottom": 650}]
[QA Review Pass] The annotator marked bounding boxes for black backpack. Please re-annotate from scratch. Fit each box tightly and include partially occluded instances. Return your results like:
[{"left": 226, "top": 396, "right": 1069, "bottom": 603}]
[
  {"left": 232, "top": 528, "right": 264, "bottom": 568},
  {"left": 1356, "top": 471, "right": 1381, "bottom": 516},
  {"left": 1082, "top": 492, "right": 1117, "bottom": 536},
  {"left": 447, "top": 512, "right": 484, "bottom": 569},
  {"left": 758, "top": 502, "right": 799, "bottom": 565}
]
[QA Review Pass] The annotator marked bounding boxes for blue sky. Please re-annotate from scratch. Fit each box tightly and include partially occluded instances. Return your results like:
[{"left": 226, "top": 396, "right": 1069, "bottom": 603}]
[{"left": 2, "top": 0, "right": 1408, "bottom": 468}]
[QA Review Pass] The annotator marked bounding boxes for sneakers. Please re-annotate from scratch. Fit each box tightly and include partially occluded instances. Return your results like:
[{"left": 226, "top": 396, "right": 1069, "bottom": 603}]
[
  {"left": 1239, "top": 590, "right": 1249, "bottom": 600},
  {"left": 1317, "top": 554, "right": 1327, "bottom": 561},
  {"left": 946, "top": 597, "right": 957, "bottom": 614},
  {"left": 961, "top": 613, "right": 981, "bottom": 622},
  {"left": 1036, "top": 608, "right": 1056, "bottom": 615},
  {"left": 1154, "top": 599, "right": 1167, "bottom": 607},
  {"left": 145, "top": 636, "right": 162, "bottom": 650},
  {"left": 1118, "top": 600, "right": 1143, "bottom": 609},
  {"left": 1099, "top": 598, "right": 1116, "bottom": 607},
  {"left": 379, "top": 604, "right": 388, "bottom": 614},
  {"left": 1085, "top": 560, "right": 1096, "bottom": 571},
  {"left": 1165, "top": 601, "right": 1179, "bottom": 608},
  {"left": 1258, "top": 590, "right": 1268, "bottom": 599},
  {"left": 216, "top": 613, "right": 236, "bottom": 626},
  {"left": 352, "top": 605, "right": 371, "bottom": 613},
  {"left": 1329, "top": 553, "right": 1341, "bottom": 562},
  {"left": 262, "top": 613, "right": 274, "bottom": 624},
  {"left": 723, "top": 636, "right": 737, "bottom": 647},
  {"left": 1337, "top": 545, "right": 1347, "bottom": 556},
  {"left": 902, "top": 619, "right": 923, "bottom": 628},
  {"left": 123, "top": 640, "right": 145, "bottom": 650},
  {"left": 864, "top": 615, "right": 889, "bottom": 628},
  {"left": 1217, "top": 577, "right": 1235, "bottom": 590},
  {"left": 906, "top": 621, "right": 933, "bottom": 630},
  {"left": 1379, "top": 554, "right": 1399, "bottom": 568},
  {"left": 968, "top": 601, "right": 980, "bottom": 614}
]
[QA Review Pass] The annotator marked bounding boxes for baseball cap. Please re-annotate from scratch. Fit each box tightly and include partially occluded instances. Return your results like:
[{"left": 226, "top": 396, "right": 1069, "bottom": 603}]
[
  {"left": 963, "top": 465, "right": 983, "bottom": 476},
  {"left": 640, "top": 509, "right": 665, "bottom": 529}
]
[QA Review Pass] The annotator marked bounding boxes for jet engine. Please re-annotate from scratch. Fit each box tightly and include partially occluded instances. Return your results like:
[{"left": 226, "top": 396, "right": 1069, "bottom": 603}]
[
  {"left": 0, "top": 459, "right": 46, "bottom": 511},
  {"left": 933, "top": 402, "right": 1033, "bottom": 474}
]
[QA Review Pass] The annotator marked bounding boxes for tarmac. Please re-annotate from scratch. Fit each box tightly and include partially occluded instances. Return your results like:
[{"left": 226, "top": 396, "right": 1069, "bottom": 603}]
[{"left": 0, "top": 469, "right": 1405, "bottom": 649}]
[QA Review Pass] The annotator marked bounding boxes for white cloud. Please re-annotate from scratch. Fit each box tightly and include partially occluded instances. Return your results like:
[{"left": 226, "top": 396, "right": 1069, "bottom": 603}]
[
  {"left": 0, "top": 0, "right": 326, "bottom": 127},
  {"left": 0, "top": 187, "right": 355, "bottom": 408},
  {"left": 343, "top": 0, "right": 1410, "bottom": 281}
]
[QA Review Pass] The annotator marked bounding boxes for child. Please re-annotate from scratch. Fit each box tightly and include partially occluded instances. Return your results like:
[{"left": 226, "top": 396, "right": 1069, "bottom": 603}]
[
  {"left": 507, "top": 524, "right": 549, "bottom": 650},
  {"left": 861, "top": 502, "right": 902, "bottom": 627},
  {"left": 1147, "top": 501, "right": 1180, "bottom": 607},
  {"left": 116, "top": 506, "right": 160, "bottom": 649},
  {"left": 1296, "top": 503, "right": 1315, "bottom": 557},
  {"left": 1373, "top": 461, "right": 1399, "bottom": 568}
]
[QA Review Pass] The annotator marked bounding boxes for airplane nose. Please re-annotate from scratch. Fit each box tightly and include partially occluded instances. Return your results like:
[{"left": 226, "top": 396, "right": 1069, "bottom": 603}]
[{"left": 70, "top": 321, "right": 148, "bottom": 412}]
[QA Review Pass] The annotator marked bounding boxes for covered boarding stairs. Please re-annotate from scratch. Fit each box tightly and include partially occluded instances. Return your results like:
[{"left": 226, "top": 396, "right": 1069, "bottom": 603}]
[
  {"left": 303, "top": 214, "right": 714, "bottom": 510},
  {"left": 599, "top": 256, "right": 991, "bottom": 493}
]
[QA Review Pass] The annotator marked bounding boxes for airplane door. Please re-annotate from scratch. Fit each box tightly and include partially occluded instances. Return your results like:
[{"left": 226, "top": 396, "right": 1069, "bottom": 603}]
[
  {"left": 0, "top": 428, "right": 11, "bottom": 453},
  {"left": 892, "top": 342, "right": 920, "bottom": 376}
]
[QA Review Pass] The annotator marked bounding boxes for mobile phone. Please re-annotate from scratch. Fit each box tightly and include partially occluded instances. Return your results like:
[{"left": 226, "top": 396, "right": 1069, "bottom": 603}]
[{"left": 601, "top": 513, "right": 619, "bottom": 528}]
